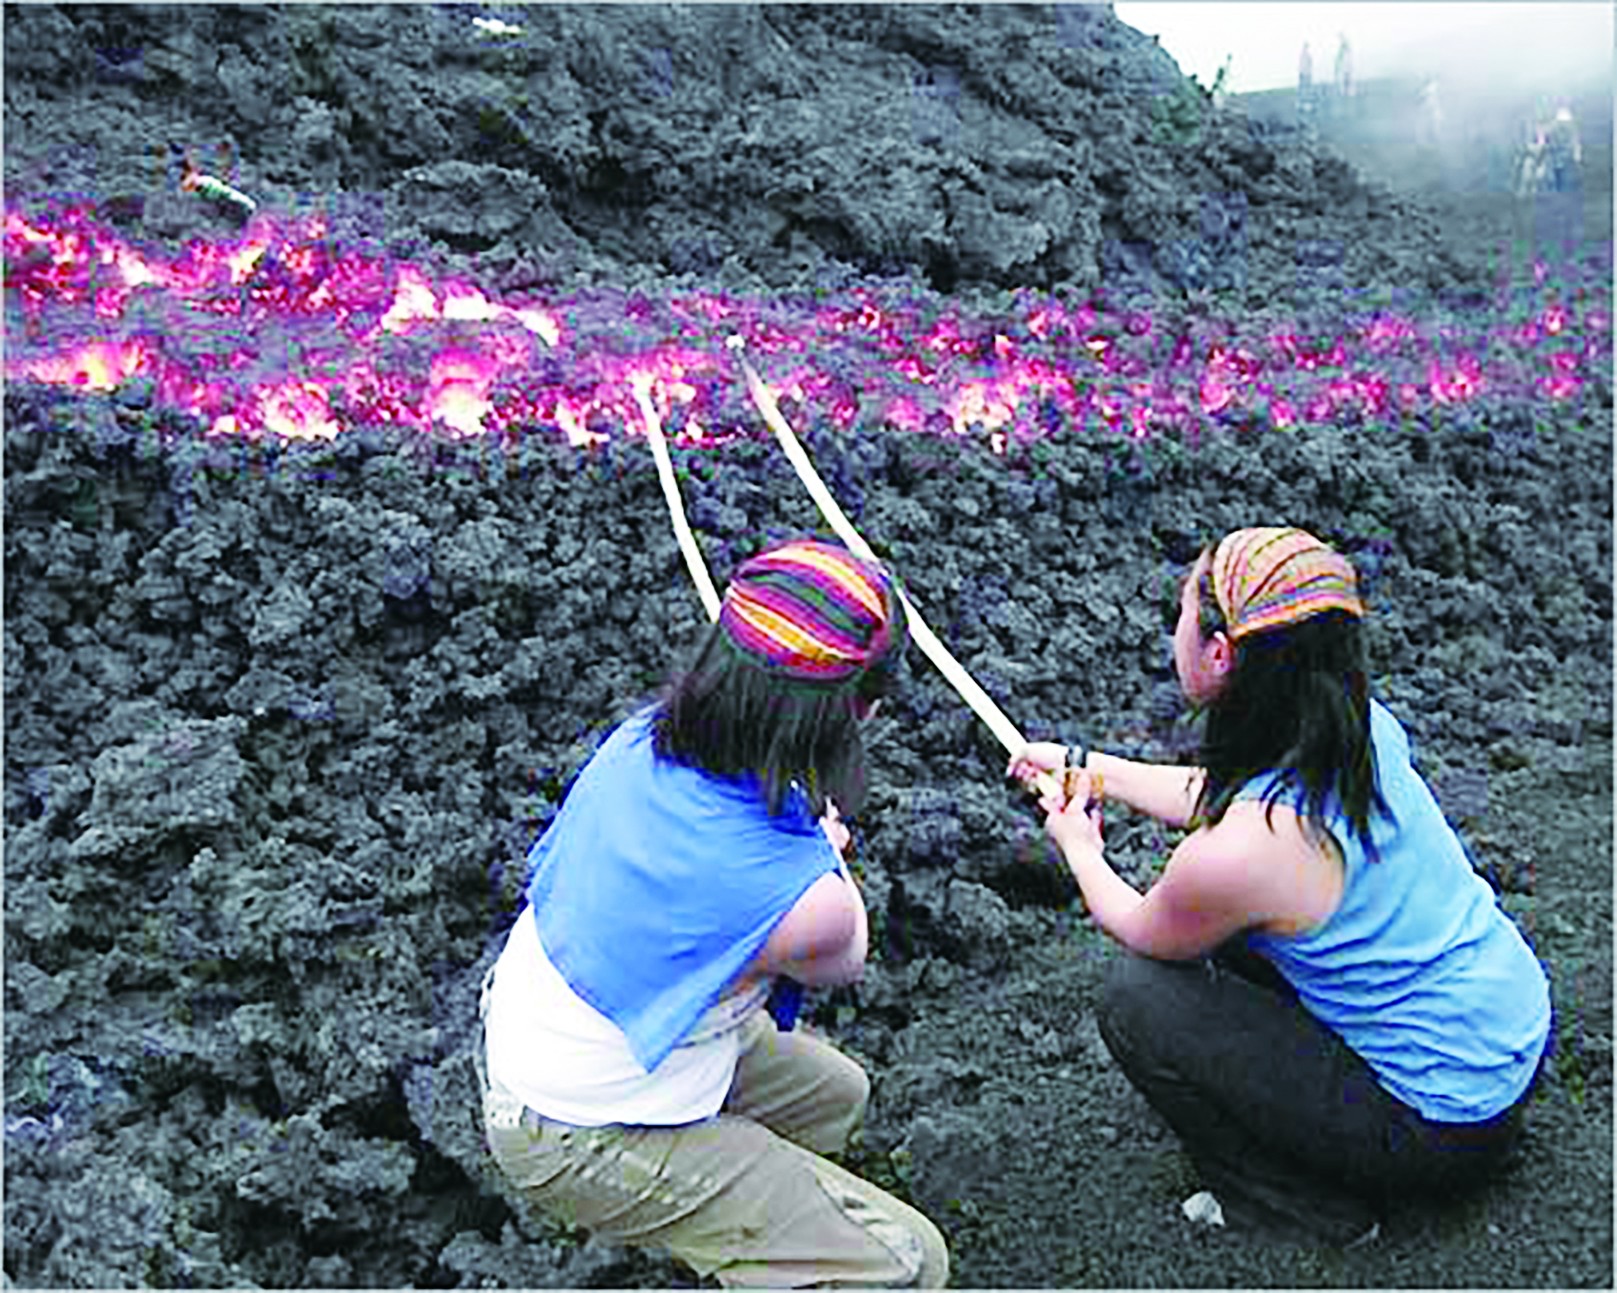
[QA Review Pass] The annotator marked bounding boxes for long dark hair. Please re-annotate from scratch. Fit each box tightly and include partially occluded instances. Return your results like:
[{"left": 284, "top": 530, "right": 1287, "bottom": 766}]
[
  {"left": 1191, "top": 561, "right": 1385, "bottom": 854},
  {"left": 651, "top": 609, "right": 907, "bottom": 818}
]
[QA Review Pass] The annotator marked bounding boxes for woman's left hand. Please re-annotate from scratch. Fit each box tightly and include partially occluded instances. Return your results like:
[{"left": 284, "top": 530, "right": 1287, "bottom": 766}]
[{"left": 1040, "top": 768, "right": 1105, "bottom": 859}]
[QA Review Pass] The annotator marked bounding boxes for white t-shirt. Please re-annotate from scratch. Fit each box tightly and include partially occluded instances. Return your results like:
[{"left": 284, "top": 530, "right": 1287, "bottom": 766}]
[{"left": 483, "top": 910, "right": 771, "bottom": 1126}]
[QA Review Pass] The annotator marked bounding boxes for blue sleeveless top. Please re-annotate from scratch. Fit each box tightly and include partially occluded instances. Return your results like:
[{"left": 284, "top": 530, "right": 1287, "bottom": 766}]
[
  {"left": 525, "top": 708, "right": 839, "bottom": 1073},
  {"left": 1242, "top": 701, "right": 1551, "bottom": 1123}
]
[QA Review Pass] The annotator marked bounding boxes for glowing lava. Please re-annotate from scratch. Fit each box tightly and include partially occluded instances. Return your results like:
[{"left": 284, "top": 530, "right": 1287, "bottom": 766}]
[{"left": 2, "top": 202, "right": 1604, "bottom": 449}]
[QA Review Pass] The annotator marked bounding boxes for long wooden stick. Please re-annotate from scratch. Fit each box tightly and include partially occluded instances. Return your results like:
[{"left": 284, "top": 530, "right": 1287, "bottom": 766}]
[
  {"left": 729, "top": 338, "right": 1058, "bottom": 797},
  {"left": 631, "top": 376, "right": 721, "bottom": 623}
]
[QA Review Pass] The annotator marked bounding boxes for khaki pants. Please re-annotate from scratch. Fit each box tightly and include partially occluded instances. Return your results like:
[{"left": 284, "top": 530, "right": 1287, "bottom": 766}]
[{"left": 483, "top": 1010, "right": 949, "bottom": 1288}]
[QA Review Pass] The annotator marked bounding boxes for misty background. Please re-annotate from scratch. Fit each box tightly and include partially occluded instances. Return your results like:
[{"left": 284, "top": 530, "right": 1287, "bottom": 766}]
[
  {"left": 1107, "top": 0, "right": 1610, "bottom": 216},
  {"left": 1111, "top": 2, "right": 1612, "bottom": 101}
]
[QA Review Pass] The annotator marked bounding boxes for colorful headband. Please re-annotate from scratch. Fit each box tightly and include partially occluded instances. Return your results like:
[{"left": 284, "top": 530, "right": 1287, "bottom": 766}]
[
  {"left": 719, "top": 541, "right": 896, "bottom": 681},
  {"left": 1210, "top": 527, "right": 1365, "bottom": 641}
]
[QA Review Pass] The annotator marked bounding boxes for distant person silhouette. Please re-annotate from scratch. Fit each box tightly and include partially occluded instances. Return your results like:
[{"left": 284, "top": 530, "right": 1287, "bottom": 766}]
[
  {"left": 1416, "top": 75, "right": 1444, "bottom": 176},
  {"left": 1333, "top": 34, "right": 1353, "bottom": 120},
  {"left": 1545, "top": 104, "right": 1584, "bottom": 193},
  {"left": 1517, "top": 102, "right": 1585, "bottom": 289},
  {"left": 1513, "top": 102, "right": 1583, "bottom": 196},
  {"left": 1210, "top": 53, "right": 1233, "bottom": 110},
  {"left": 1296, "top": 41, "right": 1314, "bottom": 127}
]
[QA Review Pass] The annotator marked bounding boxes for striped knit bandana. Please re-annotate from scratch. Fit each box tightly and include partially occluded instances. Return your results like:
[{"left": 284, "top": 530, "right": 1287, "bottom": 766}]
[
  {"left": 719, "top": 541, "right": 896, "bottom": 681},
  {"left": 1210, "top": 527, "right": 1365, "bottom": 641}
]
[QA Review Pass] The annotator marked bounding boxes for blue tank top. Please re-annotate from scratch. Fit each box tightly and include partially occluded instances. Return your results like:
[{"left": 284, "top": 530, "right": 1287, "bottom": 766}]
[
  {"left": 525, "top": 708, "right": 839, "bottom": 1073},
  {"left": 1242, "top": 701, "right": 1550, "bottom": 1123}
]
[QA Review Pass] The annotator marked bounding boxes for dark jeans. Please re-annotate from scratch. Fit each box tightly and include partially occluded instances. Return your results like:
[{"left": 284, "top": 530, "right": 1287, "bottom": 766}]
[{"left": 1096, "top": 943, "right": 1542, "bottom": 1244}]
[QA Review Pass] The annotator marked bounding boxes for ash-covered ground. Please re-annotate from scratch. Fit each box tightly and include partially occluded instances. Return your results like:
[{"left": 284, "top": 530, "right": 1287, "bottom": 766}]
[{"left": 4, "top": 5, "right": 1612, "bottom": 1287}]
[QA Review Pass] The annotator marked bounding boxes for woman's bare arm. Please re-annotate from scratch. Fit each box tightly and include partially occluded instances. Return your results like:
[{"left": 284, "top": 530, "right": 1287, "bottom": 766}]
[
  {"left": 747, "top": 868, "right": 868, "bottom": 988},
  {"left": 1088, "top": 751, "right": 1204, "bottom": 828}
]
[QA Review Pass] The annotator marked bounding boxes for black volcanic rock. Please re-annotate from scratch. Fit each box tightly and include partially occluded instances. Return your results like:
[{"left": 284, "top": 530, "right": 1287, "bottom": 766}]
[{"left": 3, "top": 5, "right": 1611, "bottom": 1289}]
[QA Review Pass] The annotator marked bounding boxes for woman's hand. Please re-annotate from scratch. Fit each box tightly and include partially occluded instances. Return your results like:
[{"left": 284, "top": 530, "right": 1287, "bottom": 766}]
[
  {"left": 1007, "top": 741, "right": 1068, "bottom": 793},
  {"left": 1040, "top": 767, "right": 1106, "bottom": 860}
]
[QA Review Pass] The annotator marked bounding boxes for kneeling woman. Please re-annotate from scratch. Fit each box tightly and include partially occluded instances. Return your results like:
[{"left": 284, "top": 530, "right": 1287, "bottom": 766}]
[
  {"left": 1011, "top": 527, "right": 1550, "bottom": 1244},
  {"left": 481, "top": 540, "right": 948, "bottom": 1288}
]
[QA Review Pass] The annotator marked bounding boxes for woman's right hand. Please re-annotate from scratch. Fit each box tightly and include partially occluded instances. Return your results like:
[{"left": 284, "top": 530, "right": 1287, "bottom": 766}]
[{"left": 1007, "top": 741, "right": 1068, "bottom": 792}]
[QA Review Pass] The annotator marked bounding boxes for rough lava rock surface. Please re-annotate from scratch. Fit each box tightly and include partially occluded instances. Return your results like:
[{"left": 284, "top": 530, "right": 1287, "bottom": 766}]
[{"left": 4, "top": 4, "right": 1612, "bottom": 1288}]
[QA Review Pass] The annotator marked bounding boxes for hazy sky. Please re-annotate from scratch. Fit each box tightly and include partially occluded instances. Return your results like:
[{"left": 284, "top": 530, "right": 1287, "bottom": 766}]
[{"left": 1111, "top": 2, "right": 1613, "bottom": 97}]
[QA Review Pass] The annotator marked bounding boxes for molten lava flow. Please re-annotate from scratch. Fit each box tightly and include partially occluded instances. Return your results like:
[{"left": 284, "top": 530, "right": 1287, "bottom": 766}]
[
  {"left": 1428, "top": 353, "right": 1487, "bottom": 406},
  {"left": 16, "top": 338, "right": 149, "bottom": 392},
  {"left": 257, "top": 381, "right": 341, "bottom": 442},
  {"left": 1, "top": 201, "right": 1604, "bottom": 449}
]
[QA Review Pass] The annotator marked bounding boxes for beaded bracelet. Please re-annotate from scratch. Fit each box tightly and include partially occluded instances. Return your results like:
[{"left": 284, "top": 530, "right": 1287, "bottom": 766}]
[{"left": 1066, "top": 739, "right": 1105, "bottom": 807}]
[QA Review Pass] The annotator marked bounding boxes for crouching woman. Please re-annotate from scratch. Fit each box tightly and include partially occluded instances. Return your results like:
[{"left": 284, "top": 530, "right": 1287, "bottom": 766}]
[
  {"left": 1010, "top": 527, "right": 1551, "bottom": 1244},
  {"left": 481, "top": 540, "right": 949, "bottom": 1288}
]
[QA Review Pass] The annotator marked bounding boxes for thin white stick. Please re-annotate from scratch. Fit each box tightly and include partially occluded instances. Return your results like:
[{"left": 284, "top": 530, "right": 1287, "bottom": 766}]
[
  {"left": 631, "top": 377, "right": 722, "bottom": 623},
  {"left": 731, "top": 341, "right": 1059, "bottom": 797}
]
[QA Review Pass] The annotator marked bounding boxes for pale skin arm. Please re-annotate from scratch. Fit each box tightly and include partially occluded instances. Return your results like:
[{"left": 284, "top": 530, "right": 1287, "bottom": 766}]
[
  {"left": 1010, "top": 741, "right": 1204, "bottom": 827},
  {"left": 777, "top": 866, "right": 869, "bottom": 986},
  {"left": 1089, "top": 751, "right": 1204, "bottom": 829},
  {"left": 733, "top": 804, "right": 868, "bottom": 990},
  {"left": 745, "top": 867, "right": 868, "bottom": 987},
  {"left": 1052, "top": 817, "right": 1257, "bottom": 959},
  {"left": 1034, "top": 769, "right": 1331, "bottom": 960}
]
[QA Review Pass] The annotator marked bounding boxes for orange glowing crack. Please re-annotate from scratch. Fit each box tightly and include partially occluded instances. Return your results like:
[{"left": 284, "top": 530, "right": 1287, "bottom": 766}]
[
  {"left": 228, "top": 241, "right": 270, "bottom": 284},
  {"left": 257, "top": 381, "right": 340, "bottom": 441},
  {"left": 381, "top": 268, "right": 440, "bottom": 333},
  {"left": 3, "top": 204, "right": 1603, "bottom": 445},
  {"left": 554, "top": 400, "right": 609, "bottom": 449},
  {"left": 20, "top": 339, "right": 148, "bottom": 391},
  {"left": 450, "top": 284, "right": 558, "bottom": 342},
  {"left": 428, "top": 349, "right": 503, "bottom": 436},
  {"left": 441, "top": 285, "right": 503, "bottom": 324}
]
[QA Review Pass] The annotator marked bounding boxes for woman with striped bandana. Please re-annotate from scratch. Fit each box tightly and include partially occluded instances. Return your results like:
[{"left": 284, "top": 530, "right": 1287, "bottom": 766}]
[
  {"left": 480, "top": 539, "right": 948, "bottom": 1288},
  {"left": 1010, "top": 527, "right": 1551, "bottom": 1246}
]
